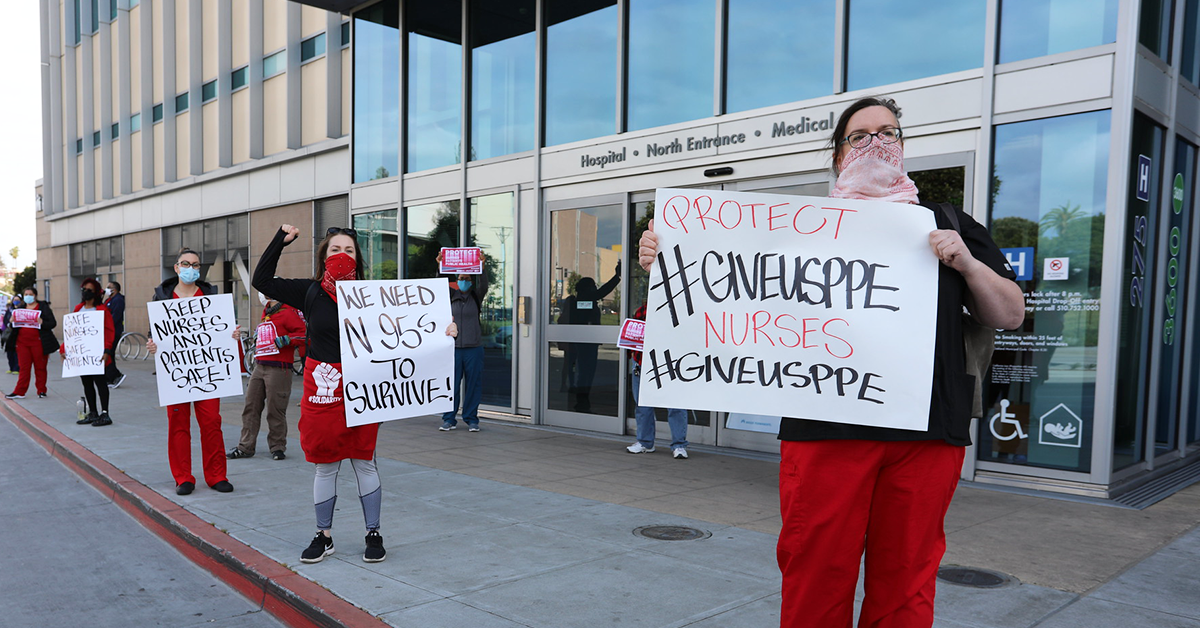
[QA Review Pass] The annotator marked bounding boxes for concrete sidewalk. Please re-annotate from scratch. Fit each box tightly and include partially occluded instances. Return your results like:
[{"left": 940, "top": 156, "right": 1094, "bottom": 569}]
[{"left": 2, "top": 359, "right": 1198, "bottom": 627}]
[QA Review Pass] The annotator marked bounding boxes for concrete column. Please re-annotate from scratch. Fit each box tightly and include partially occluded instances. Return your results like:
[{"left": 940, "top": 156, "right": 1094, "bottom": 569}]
[
  {"left": 218, "top": 0, "right": 232, "bottom": 167},
  {"left": 190, "top": 0, "right": 203, "bottom": 175},
  {"left": 286, "top": 2, "right": 301, "bottom": 149},
  {"left": 64, "top": 0, "right": 79, "bottom": 208},
  {"left": 325, "top": 12, "right": 341, "bottom": 139},
  {"left": 249, "top": 0, "right": 264, "bottom": 159},
  {"left": 99, "top": 0, "right": 114, "bottom": 200},
  {"left": 118, "top": 0, "right": 132, "bottom": 194},
  {"left": 162, "top": 0, "right": 177, "bottom": 182},
  {"left": 81, "top": 0, "right": 95, "bottom": 204},
  {"left": 140, "top": 0, "right": 154, "bottom": 189}
]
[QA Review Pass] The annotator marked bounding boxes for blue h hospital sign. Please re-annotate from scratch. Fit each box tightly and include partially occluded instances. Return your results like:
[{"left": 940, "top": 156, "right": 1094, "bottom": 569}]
[{"left": 1137, "top": 154, "right": 1152, "bottom": 202}]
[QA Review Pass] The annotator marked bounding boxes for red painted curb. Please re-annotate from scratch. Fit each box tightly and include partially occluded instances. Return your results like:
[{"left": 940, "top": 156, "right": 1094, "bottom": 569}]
[{"left": 0, "top": 398, "right": 389, "bottom": 628}]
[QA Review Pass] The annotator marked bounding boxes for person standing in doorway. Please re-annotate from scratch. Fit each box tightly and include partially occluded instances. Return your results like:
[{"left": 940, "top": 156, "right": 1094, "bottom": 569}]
[
  {"left": 5, "top": 287, "right": 59, "bottom": 400},
  {"left": 146, "top": 249, "right": 234, "bottom": 496},
  {"left": 104, "top": 281, "right": 126, "bottom": 388},
  {"left": 227, "top": 292, "right": 306, "bottom": 460},
  {"left": 624, "top": 301, "right": 689, "bottom": 459},
  {"left": 437, "top": 250, "right": 488, "bottom": 432},
  {"left": 68, "top": 278, "right": 115, "bottom": 426}
]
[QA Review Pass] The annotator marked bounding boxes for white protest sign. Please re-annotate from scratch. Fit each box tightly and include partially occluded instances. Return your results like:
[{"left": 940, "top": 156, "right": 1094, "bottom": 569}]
[
  {"left": 337, "top": 279, "right": 455, "bottom": 427},
  {"left": 639, "top": 188, "right": 939, "bottom": 431},
  {"left": 61, "top": 310, "right": 105, "bottom": 377},
  {"left": 147, "top": 293, "right": 243, "bottom": 407}
]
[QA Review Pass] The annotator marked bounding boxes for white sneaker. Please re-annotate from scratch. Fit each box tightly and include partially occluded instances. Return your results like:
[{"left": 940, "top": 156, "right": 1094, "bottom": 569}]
[
  {"left": 673, "top": 448, "right": 688, "bottom": 459},
  {"left": 626, "top": 443, "right": 655, "bottom": 454}
]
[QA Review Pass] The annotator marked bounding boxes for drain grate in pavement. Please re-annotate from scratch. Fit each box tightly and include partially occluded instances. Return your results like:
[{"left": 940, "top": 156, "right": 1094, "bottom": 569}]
[
  {"left": 937, "top": 566, "right": 1014, "bottom": 589},
  {"left": 633, "top": 525, "right": 711, "bottom": 541}
]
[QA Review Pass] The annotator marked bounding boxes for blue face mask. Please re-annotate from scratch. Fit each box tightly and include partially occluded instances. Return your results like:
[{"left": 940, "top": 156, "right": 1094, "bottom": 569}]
[
  {"left": 179, "top": 267, "right": 201, "bottom": 285},
  {"left": 457, "top": 280, "right": 472, "bottom": 292},
  {"left": 23, "top": 295, "right": 35, "bottom": 305}
]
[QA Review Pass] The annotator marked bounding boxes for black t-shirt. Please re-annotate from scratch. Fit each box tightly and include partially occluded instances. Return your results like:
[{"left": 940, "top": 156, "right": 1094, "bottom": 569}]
[
  {"left": 778, "top": 201, "right": 1018, "bottom": 446},
  {"left": 252, "top": 229, "right": 341, "bottom": 364}
]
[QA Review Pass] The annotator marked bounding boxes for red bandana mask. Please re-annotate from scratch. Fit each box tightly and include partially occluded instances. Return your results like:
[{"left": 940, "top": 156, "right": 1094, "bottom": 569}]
[{"left": 322, "top": 253, "right": 357, "bottom": 301}]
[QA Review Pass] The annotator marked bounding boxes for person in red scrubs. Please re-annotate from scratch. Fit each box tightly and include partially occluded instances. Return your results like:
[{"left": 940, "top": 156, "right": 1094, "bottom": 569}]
[{"left": 5, "top": 287, "right": 59, "bottom": 400}]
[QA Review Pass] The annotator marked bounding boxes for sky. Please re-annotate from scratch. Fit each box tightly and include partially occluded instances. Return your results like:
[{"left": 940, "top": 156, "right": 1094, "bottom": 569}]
[{"left": 0, "top": 2, "right": 43, "bottom": 272}]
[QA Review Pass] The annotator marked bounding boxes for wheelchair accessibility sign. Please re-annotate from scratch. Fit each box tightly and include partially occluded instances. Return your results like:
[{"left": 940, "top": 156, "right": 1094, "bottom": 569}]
[{"left": 1037, "top": 403, "right": 1083, "bottom": 448}]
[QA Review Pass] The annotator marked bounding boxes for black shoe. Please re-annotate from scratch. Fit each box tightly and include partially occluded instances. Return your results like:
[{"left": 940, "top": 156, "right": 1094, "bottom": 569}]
[
  {"left": 363, "top": 530, "right": 386, "bottom": 563},
  {"left": 108, "top": 374, "right": 126, "bottom": 389},
  {"left": 210, "top": 480, "right": 234, "bottom": 493},
  {"left": 226, "top": 448, "right": 253, "bottom": 459},
  {"left": 37, "top": 393, "right": 46, "bottom": 399},
  {"left": 91, "top": 412, "right": 112, "bottom": 426},
  {"left": 176, "top": 482, "right": 195, "bottom": 495},
  {"left": 271, "top": 450, "right": 286, "bottom": 460},
  {"left": 300, "top": 532, "right": 334, "bottom": 563},
  {"left": 76, "top": 411, "right": 98, "bottom": 425},
  {"left": 5, "top": 392, "right": 24, "bottom": 399}
]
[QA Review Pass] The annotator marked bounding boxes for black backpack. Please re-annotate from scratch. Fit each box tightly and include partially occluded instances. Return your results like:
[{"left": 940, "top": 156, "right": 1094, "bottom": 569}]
[{"left": 936, "top": 202, "right": 995, "bottom": 420}]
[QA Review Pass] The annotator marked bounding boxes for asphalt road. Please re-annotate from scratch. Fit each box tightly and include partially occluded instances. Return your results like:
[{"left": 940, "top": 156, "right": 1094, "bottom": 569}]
[{"left": 0, "top": 416, "right": 287, "bottom": 628}]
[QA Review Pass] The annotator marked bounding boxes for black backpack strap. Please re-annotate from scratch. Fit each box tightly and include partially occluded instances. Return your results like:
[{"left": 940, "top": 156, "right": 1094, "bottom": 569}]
[{"left": 937, "top": 202, "right": 961, "bottom": 233}]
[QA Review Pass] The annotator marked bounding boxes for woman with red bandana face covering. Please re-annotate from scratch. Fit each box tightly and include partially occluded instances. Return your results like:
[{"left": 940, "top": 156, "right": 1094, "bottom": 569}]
[
  {"left": 638, "top": 97, "right": 1026, "bottom": 628},
  {"left": 253, "top": 225, "right": 458, "bottom": 565}
]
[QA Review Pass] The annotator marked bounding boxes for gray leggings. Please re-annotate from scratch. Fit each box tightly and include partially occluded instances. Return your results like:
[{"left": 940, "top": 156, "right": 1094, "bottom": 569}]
[{"left": 313, "top": 458, "right": 381, "bottom": 532}]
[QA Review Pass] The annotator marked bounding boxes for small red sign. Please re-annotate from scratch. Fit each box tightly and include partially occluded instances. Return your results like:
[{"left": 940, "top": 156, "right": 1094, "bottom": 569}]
[
  {"left": 12, "top": 309, "right": 42, "bottom": 329},
  {"left": 617, "top": 318, "right": 645, "bottom": 351},
  {"left": 255, "top": 321, "right": 280, "bottom": 356},
  {"left": 440, "top": 247, "right": 483, "bottom": 274}
]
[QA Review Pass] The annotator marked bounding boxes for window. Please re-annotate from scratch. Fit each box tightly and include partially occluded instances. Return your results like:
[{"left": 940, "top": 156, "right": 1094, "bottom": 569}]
[
  {"left": 111, "top": 122, "right": 118, "bottom": 139},
  {"left": 92, "top": 130, "right": 101, "bottom": 147},
  {"left": 1140, "top": 0, "right": 1174, "bottom": 62},
  {"left": 73, "top": 0, "right": 81, "bottom": 44},
  {"left": 301, "top": 33, "right": 326, "bottom": 62},
  {"left": 727, "top": 0, "right": 834, "bottom": 113},
  {"left": 341, "top": 21, "right": 350, "bottom": 46},
  {"left": 354, "top": 2, "right": 400, "bottom": 182},
  {"left": 1184, "top": 0, "right": 1200, "bottom": 83},
  {"left": 545, "top": 1, "right": 617, "bottom": 146},
  {"left": 110, "top": 0, "right": 117, "bottom": 20},
  {"left": 627, "top": 0, "right": 715, "bottom": 131},
  {"left": 263, "top": 50, "right": 286, "bottom": 78},
  {"left": 405, "top": 0, "right": 460, "bottom": 172},
  {"left": 130, "top": 112, "right": 141, "bottom": 132},
  {"left": 470, "top": 0, "right": 535, "bottom": 160},
  {"left": 76, "top": 138, "right": 83, "bottom": 154},
  {"left": 403, "top": 200, "right": 460, "bottom": 279},
  {"left": 980, "top": 110, "right": 1112, "bottom": 473},
  {"left": 202, "top": 79, "right": 217, "bottom": 102},
  {"left": 130, "top": 0, "right": 139, "bottom": 6},
  {"left": 999, "top": 0, "right": 1117, "bottom": 63},
  {"left": 231, "top": 66, "right": 248, "bottom": 90},
  {"left": 152, "top": 103, "right": 163, "bottom": 122},
  {"left": 468, "top": 192, "right": 515, "bottom": 407},
  {"left": 846, "top": 0, "right": 985, "bottom": 91},
  {"left": 90, "top": 0, "right": 99, "bottom": 33},
  {"left": 352, "top": 209, "right": 399, "bottom": 280},
  {"left": 175, "top": 92, "right": 189, "bottom": 113}
]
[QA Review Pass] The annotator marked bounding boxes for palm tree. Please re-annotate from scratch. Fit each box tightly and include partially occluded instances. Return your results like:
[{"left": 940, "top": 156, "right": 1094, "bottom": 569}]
[{"left": 1039, "top": 202, "right": 1085, "bottom": 237}]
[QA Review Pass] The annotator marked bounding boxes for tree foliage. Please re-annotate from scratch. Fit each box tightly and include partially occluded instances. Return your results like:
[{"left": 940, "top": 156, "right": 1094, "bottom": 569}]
[{"left": 12, "top": 262, "right": 36, "bottom": 296}]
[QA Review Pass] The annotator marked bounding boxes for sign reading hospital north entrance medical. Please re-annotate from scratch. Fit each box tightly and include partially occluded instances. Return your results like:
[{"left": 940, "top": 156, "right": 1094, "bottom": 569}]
[
  {"left": 147, "top": 293, "right": 242, "bottom": 407},
  {"left": 337, "top": 279, "right": 454, "bottom": 427},
  {"left": 638, "top": 189, "right": 940, "bottom": 431}
]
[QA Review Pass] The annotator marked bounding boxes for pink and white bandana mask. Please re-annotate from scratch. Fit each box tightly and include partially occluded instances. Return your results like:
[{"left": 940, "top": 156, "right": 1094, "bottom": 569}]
[{"left": 829, "top": 135, "right": 920, "bottom": 205}]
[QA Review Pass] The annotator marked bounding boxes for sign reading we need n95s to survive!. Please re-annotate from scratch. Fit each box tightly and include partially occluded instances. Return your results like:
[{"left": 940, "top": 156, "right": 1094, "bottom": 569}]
[
  {"left": 337, "top": 279, "right": 455, "bottom": 427},
  {"left": 639, "top": 188, "right": 939, "bottom": 432},
  {"left": 147, "top": 293, "right": 243, "bottom": 407}
]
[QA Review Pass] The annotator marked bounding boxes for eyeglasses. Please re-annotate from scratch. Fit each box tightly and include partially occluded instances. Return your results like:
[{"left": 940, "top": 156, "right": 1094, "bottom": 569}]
[
  {"left": 177, "top": 261, "right": 202, "bottom": 269},
  {"left": 326, "top": 227, "right": 358, "bottom": 238},
  {"left": 840, "top": 128, "right": 903, "bottom": 149}
]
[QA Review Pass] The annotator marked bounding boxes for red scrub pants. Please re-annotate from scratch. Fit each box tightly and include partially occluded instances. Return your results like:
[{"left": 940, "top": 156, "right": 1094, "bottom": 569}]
[
  {"left": 12, "top": 335, "right": 48, "bottom": 396},
  {"left": 167, "top": 398, "right": 228, "bottom": 487},
  {"left": 777, "top": 439, "right": 964, "bottom": 628}
]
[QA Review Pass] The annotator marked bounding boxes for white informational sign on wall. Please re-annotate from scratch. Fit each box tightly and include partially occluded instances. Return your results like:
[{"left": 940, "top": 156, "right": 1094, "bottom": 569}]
[{"left": 639, "top": 188, "right": 940, "bottom": 432}]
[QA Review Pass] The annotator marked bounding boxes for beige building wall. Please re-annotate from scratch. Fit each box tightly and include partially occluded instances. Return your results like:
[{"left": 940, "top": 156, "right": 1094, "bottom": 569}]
[
  {"left": 93, "top": 148, "right": 102, "bottom": 200},
  {"left": 232, "top": 89, "right": 250, "bottom": 164},
  {"left": 248, "top": 202, "right": 315, "bottom": 322},
  {"left": 151, "top": 0, "right": 163, "bottom": 104},
  {"left": 263, "top": 75, "right": 287, "bottom": 156},
  {"left": 263, "top": 0, "right": 287, "bottom": 53},
  {"left": 203, "top": 103, "right": 219, "bottom": 173},
  {"left": 122, "top": 228, "right": 163, "bottom": 336},
  {"left": 110, "top": 22, "right": 119, "bottom": 117},
  {"left": 131, "top": 132, "right": 143, "bottom": 193},
  {"left": 301, "top": 58, "right": 326, "bottom": 147},
  {"left": 232, "top": 0, "right": 249, "bottom": 69},
  {"left": 130, "top": 5, "right": 142, "bottom": 107},
  {"left": 202, "top": 0, "right": 218, "bottom": 82},
  {"left": 153, "top": 123, "right": 165, "bottom": 186},
  {"left": 176, "top": 111, "right": 190, "bottom": 181},
  {"left": 92, "top": 39, "right": 101, "bottom": 130},
  {"left": 175, "top": 2, "right": 188, "bottom": 93},
  {"left": 302, "top": 6, "right": 325, "bottom": 37},
  {"left": 75, "top": 47, "right": 83, "bottom": 130},
  {"left": 111, "top": 141, "right": 120, "bottom": 193}
]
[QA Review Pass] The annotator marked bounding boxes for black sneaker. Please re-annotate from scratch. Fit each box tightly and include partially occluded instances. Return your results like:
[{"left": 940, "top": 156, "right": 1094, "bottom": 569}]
[
  {"left": 77, "top": 411, "right": 98, "bottom": 425},
  {"left": 91, "top": 412, "right": 112, "bottom": 427},
  {"left": 363, "top": 530, "right": 386, "bottom": 563},
  {"left": 176, "top": 481, "right": 195, "bottom": 495},
  {"left": 109, "top": 374, "right": 127, "bottom": 389},
  {"left": 37, "top": 393, "right": 47, "bottom": 399},
  {"left": 226, "top": 448, "right": 253, "bottom": 459},
  {"left": 300, "top": 532, "right": 334, "bottom": 563},
  {"left": 271, "top": 450, "right": 286, "bottom": 460},
  {"left": 210, "top": 480, "right": 234, "bottom": 493},
  {"left": 5, "top": 393, "right": 24, "bottom": 399}
]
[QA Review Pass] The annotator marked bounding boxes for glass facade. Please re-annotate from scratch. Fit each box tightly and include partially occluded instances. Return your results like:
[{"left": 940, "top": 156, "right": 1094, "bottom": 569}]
[
  {"left": 1140, "top": 0, "right": 1174, "bottom": 62},
  {"left": 726, "top": 0, "right": 834, "bottom": 113},
  {"left": 404, "top": 200, "right": 460, "bottom": 279},
  {"left": 469, "top": 193, "right": 516, "bottom": 407},
  {"left": 160, "top": 216, "right": 252, "bottom": 331},
  {"left": 1186, "top": 0, "right": 1200, "bottom": 84},
  {"left": 980, "top": 110, "right": 1111, "bottom": 473},
  {"left": 470, "top": 0, "right": 535, "bottom": 160},
  {"left": 846, "top": 0, "right": 985, "bottom": 91},
  {"left": 999, "top": 0, "right": 1118, "bottom": 64},
  {"left": 353, "top": 209, "right": 399, "bottom": 280},
  {"left": 545, "top": 1, "right": 617, "bottom": 146},
  {"left": 1114, "top": 114, "right": 1164, "bottom": 471},
  {"left": 549, "top": 205, "right": 622, "bottom": 326},
  {"left": 627, "top": 0, "right": 715, "bottom": 131},
  {"left": 406, "top": 0, "right": 462, "bottom": 171},
  {"left": 353, "top": 3, "right": 400, "bottom": 183},
  {"left": 548, "top": 342, "right": 620, "bottom": 415},
  {"left": 301, "top": 33, "right": 327, "bottom": 62}
]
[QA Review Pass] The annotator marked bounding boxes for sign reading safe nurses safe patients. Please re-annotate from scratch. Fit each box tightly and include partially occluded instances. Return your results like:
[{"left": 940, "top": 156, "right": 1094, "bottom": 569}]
[
  {"left": 61, "top": 310, "right": 105, "bottom": 378},
  {"left": 147, "top": 293, "right": 243, "bottom": 407},
  {"left": 337, "top": 279, "right": 455, "bottom": 427},
  {"left": 638, "top": 188, "right": 940, "bottom": 431}
]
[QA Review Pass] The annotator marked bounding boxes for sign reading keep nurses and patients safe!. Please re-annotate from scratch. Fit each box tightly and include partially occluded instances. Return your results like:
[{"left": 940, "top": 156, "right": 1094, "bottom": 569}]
[
  {"left": 337, "top": 279, "right": 455, "bottom": 427},
  {"left": 638, "top": 189, "right": 940, "bottom": 431},
  {"left": 147, "top": 294, "right": 243, "bottom": 407}
]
